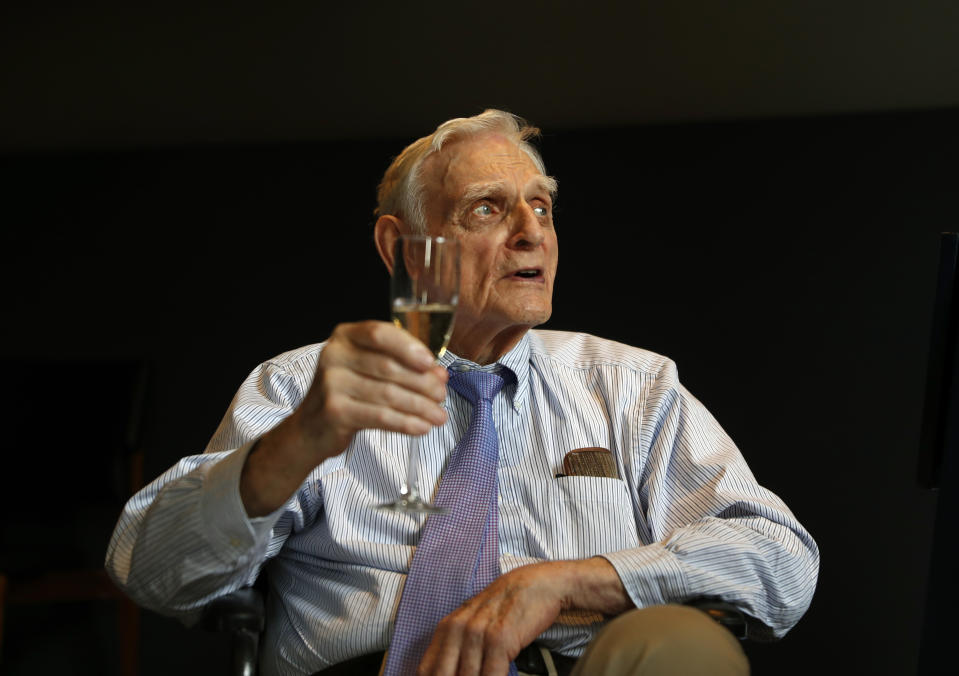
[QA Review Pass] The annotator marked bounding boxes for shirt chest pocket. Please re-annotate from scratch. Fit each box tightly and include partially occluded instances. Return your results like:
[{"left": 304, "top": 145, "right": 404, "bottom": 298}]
[{"left": 500, "top": 476, "right": 640, "bottom": 560}]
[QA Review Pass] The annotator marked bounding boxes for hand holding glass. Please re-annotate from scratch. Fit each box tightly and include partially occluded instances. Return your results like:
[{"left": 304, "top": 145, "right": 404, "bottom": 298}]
[{"left": 378, "top": 235, "right": 459, "bottom": 513}]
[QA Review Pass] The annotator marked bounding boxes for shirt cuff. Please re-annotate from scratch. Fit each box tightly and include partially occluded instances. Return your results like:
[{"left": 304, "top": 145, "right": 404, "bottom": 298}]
[
  {"left": 199, "top": 441, "right": 283, "bottom": 562},
  {"left": 602, "top": 543, "right": 690, "bottom": 608}
]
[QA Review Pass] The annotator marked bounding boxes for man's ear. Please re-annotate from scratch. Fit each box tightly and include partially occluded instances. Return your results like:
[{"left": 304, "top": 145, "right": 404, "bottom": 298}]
[{"left": 374, "top": 215, "right": 408, "bottom": 274}]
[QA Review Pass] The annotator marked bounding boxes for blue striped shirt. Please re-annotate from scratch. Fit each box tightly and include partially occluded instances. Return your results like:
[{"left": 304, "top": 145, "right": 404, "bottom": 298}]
[{"left": 106, "top": 330, "right": 819, "bottom": 676}]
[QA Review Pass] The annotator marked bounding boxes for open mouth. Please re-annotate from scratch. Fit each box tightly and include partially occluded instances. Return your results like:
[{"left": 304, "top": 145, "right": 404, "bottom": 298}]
[{"left": 512, "top": 268, "right": 542, "bottom": 279}]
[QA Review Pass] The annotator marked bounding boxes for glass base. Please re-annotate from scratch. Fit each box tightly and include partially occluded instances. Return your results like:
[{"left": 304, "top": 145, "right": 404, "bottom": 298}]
[{"left": 377, "top": 497, "right": 448, "bottom": 514}]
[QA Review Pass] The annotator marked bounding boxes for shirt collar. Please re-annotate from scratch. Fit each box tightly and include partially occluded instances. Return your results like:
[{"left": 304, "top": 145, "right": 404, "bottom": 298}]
[{"left": 438, "top": 332, "right": 531, "bottom": 412}]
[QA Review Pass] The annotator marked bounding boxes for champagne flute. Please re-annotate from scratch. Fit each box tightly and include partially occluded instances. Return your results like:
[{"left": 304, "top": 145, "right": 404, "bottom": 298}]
[{"left": 378, "top": 235, "right": 459, "bottom": 513}]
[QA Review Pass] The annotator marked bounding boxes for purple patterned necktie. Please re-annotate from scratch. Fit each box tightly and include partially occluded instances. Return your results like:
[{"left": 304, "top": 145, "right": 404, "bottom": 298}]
[{"left": 384, "top": 368, "right": 518, "bottom": 676}]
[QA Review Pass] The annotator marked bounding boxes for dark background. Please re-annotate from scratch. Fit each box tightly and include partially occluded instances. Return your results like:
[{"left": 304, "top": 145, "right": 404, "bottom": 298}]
[{"left": 1, "top": 2, "right": 957, "bottom": 674}]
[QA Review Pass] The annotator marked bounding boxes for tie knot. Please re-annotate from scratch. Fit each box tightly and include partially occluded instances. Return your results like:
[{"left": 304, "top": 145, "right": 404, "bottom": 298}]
[{"left": 448, "top": 369, "right": 506, "bottom": 405}]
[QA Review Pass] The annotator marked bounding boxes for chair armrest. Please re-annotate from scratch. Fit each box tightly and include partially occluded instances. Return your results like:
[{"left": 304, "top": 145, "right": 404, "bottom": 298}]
[
  {"left": 685, "top": 598, "right": 749, "bottom": 640},
  {"left": 200, "top": 587, "right": 265, "bottom": 634},
  {"left": 201, "top": 587, "right": 265, "bottom": 676}
]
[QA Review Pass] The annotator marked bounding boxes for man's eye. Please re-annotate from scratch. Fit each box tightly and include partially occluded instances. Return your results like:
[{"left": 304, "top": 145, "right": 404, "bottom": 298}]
[
  {"left": 533, "top": 206, "right": 549, "bottom": 217},
  {"left": 473, "top": 204, "right": 493, "bottom": 217}
]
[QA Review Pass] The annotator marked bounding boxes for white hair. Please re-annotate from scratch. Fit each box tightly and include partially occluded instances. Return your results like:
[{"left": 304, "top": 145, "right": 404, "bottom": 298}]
[{"left": 375, "top": 109, "right": 552, "bottom": 233}]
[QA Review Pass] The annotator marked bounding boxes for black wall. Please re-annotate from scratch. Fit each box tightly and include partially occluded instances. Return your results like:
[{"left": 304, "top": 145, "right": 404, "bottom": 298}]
[{"left": 2, "top": 107, "right": 956, "bottom": 674}]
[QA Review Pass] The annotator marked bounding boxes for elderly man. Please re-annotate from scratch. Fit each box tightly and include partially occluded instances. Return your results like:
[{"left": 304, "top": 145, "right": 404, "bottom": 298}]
[{"left": 107, "top": 110, "right": 818, "bottom": 676}]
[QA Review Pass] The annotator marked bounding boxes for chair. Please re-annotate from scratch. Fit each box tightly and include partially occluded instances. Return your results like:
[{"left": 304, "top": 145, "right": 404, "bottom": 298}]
[
  {"left": 202, "top": 584, "right": 748, "bottom": 676},
  {"left": 202, "top": 585, "right": 266, "bottom": 676},
  {"left": 0, "top": 359, "right": 150, "bottom": 676}
]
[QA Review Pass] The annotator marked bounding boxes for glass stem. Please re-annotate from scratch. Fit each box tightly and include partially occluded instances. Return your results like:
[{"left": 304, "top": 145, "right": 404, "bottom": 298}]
[{"left": 403, "top": 433, "right": 422, "bottom": 502}]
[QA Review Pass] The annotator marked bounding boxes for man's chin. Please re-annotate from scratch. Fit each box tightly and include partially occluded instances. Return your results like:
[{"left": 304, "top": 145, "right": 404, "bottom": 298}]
[
  {"left": 507, "top": 305, "right": 553, "bottom": 330},
  {"left": 453, "top": 302, "right": 553, "bottom": 337}
]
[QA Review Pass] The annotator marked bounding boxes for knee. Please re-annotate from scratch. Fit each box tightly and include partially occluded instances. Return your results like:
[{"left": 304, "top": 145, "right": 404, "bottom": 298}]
[{"left": 574, "top": 604, "right": 749, "bottom": 676}]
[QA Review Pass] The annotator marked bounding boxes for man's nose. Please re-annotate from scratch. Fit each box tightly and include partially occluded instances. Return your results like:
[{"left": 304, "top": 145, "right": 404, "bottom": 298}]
[{"left": 507, "top": 203, "right": 546, "bottom": 249}]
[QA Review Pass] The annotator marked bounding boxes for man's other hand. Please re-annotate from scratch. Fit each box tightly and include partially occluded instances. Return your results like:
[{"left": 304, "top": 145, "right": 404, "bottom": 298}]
[
  {"left": 241, "top": 320, "right": 448, "bottom": 517},
  {"left": 417, "top": 558, "right": 633, "bottom": 676}
]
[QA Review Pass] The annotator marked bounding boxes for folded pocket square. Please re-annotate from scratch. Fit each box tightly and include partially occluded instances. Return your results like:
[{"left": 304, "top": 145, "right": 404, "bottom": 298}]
[{"left": 560, "top": 447, "right": 618, "bottom": 478}]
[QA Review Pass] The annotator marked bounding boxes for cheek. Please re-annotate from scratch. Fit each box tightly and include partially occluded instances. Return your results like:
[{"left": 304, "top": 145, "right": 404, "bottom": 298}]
[
  {"left": 457, "top": 258, "right": 488, "bottom": 304},
  {"left": 459, "top": 248, "right": 496, "bottom": 289}
]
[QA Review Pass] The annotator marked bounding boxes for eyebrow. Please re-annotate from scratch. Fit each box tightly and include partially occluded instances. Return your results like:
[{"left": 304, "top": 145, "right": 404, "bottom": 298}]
[
  {"left": 457, "top": 175, "right": 559, "bottom": 209},
  {"left": 533, "top": 175, "right": 559, "bottom": 199},
  {"left": 458, "top": 180, "right": 508, "bottom": 208}
]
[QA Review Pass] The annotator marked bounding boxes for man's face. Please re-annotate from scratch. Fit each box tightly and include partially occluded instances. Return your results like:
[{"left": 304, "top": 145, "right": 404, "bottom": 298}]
[{"left": 420, "top": 133, "right": 558, "bottom": 350}]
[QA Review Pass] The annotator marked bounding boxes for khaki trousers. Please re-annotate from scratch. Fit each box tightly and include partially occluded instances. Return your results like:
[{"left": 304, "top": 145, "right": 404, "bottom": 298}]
[{"left": 562, "top": 604, "right": 749, "bottom": 676}]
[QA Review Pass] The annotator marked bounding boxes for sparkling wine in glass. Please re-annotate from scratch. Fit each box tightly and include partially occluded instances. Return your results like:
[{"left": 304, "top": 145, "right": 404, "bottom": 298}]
[
  {"left": 378, "top": 235, "right": 459, "bottom": 513},
  {"left": 391, "top": 302, "right": 456, "bottom": 359}
]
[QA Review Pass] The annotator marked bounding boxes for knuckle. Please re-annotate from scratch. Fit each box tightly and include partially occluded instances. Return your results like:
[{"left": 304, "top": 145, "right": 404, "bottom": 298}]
[
  {"left": 322, "top": 393, "right": 346, "bottom": 419},
  {"left": 330, "top": 322, "right": 354, "bottom": 341},
  {"left": 438, "top": 611, "right": 463, "bottom": 633},
  {"left": 319, "top": 341, "right": 348, "bottom": 370},
  {"left": 381, "top": 382, "right": 402, "bottom": 408},
  {"left": 365, "top": 320, "right": 390, "bottom": 344},
  {"left": 463, "top": 616, "right": 488, "bottom": 642},
  {"left": 483, "top": 622, "right": 504, "bottom": 644},
  {"left": 378, "top": 355, "right": 402, "bottom": 379},
  {"left": 374, "top": 407, "right": 399, "bottom": 430},
  {"left": 317, "top": 343, "right": 337, "bottom": 365}
]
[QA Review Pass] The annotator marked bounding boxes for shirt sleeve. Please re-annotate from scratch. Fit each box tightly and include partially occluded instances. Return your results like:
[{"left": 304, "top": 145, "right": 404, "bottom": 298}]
[
  {"left": 104, "top": 352, "right": 321, "bottom": 622},
  {"left": 601, "top": 362, "right": 820, "bottom": 641}
]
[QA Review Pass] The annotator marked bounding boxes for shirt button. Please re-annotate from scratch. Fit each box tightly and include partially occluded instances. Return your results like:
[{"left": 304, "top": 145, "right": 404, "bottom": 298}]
[{"left": 229, "top": 537, "right": 243, "bottom": 548}]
